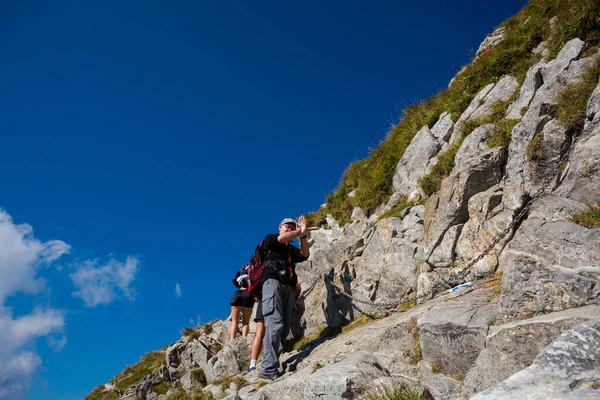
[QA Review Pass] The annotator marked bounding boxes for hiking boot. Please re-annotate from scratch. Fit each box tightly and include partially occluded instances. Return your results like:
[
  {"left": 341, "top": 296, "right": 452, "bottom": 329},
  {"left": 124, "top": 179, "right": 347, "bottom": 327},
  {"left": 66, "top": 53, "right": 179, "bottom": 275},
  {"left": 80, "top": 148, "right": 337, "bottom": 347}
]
[{"left": 258, "top": 371, "right": 279, "bottom": 381}]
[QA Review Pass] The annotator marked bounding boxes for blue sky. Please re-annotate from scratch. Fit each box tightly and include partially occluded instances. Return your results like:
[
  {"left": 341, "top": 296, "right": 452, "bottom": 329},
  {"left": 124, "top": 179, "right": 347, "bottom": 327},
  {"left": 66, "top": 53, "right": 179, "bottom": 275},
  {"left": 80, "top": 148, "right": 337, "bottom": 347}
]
[{"left": 0, "top": 1, "right": 527, "bottom": 398}]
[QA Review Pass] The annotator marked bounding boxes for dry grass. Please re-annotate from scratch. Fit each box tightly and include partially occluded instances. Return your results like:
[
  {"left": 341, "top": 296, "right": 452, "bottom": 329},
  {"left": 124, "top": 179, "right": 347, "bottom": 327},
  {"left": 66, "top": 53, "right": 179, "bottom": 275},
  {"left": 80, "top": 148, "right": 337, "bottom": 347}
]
[
  {"left": 307, "top": 0, "right": 600, "bottom": 226},
  {"left": 571, "top": 207, "right": 600, "bottom": 228}
]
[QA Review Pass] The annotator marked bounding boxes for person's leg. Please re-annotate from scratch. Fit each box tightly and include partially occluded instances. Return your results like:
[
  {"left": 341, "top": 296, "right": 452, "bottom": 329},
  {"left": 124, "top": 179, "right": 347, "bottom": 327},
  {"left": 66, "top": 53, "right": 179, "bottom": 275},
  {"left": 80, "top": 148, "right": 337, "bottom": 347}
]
[
  {"left": 249, "top": 298, "right": 264, "bottom": 371},
  {"left": 260, "top": 279, "right": 284, "bottom": 376},
  {"left": 249, "top": 320, "right": 264, "bottom": 369},
  {"left": 241, "top": 307, "right": 252, "bottom": 337},
  {"left": 230, "top": 306, "right": 240, "bottom": 340},
  {"left": 279, "top": 285, "right": 295, "bottom": 354}
]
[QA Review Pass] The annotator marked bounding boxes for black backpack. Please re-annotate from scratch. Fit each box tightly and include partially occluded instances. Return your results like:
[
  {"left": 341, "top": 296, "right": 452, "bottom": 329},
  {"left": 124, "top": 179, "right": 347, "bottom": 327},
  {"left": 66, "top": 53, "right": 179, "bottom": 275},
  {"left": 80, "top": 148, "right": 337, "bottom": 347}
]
[{"left": 232, "top": 266, "right": 249, "bottom": 289}]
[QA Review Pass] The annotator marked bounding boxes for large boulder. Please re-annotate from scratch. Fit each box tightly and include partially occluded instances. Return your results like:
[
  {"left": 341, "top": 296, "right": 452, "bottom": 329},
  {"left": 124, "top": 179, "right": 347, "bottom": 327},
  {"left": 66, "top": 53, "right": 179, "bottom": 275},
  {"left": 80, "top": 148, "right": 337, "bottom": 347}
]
[
  {"left": 462, "top": 305, "right": 600, "bottom": 396},
  {"left": 471, "top": 316, "right": 600, "bottom": 399},
  {"left": 417, "top": 289, "right": 497, "bottom": 379},
  {"left": 498, "top": 195, "right": 600, "bottom": 321},
  {"left": 393, "top": 113, "right": 454, "bottom": 197},
  {"left": 246, "top": 352, "right": 390, "bottom": 400}
]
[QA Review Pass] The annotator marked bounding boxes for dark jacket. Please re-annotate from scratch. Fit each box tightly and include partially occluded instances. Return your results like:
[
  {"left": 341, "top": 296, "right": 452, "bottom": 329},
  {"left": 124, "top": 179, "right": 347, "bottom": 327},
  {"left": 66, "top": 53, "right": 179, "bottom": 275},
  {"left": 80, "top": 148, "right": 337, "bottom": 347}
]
[{"left": 261, "top": 233, "right": 308, "bottom": 287}]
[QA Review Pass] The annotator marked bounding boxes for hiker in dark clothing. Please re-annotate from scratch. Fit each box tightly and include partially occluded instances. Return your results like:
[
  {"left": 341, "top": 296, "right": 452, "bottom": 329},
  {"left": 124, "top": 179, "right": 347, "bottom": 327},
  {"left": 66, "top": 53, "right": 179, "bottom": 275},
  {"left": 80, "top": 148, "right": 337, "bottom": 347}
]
[
  {"left": 229, "top": 272, "right": 255, "bottom": 339},
  {"left": 259, "top": 216, "right": 315, "bottom": 380}
]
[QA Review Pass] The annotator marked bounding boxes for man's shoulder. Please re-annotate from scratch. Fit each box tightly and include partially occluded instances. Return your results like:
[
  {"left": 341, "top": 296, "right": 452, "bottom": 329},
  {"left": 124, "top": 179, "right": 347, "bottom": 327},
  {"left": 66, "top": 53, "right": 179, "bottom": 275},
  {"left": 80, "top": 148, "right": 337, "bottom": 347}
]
[{"left": 263, "top": 233, "right": 279, "bottom": 247}]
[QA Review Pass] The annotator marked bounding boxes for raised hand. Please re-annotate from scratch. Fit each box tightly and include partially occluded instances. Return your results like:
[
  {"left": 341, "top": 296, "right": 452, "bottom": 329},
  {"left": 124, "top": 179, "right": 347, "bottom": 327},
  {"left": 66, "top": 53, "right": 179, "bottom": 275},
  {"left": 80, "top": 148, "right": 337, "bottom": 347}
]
[{"left": 297, "top": 215, "right": 307, "bottom": 235}]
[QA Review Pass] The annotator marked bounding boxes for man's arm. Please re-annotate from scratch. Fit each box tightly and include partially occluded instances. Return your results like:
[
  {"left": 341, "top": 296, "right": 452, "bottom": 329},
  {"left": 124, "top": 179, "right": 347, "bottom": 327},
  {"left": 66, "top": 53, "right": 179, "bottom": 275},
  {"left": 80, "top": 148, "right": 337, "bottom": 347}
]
[
  {"left": 277, "top": 229, "right": 301, "bottom": 244},
  {"left": 298, "top": 235, "right": 309, "bottom": 257}
]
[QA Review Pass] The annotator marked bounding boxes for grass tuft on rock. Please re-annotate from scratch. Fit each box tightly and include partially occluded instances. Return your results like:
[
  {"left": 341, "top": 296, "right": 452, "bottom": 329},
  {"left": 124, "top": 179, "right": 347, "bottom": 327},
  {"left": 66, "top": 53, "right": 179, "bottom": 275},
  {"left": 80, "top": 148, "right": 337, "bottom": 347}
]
[
  {"left": 152, "top": 381, "right": 172, "bottom": 395},
  {"left": 111, "top": 351, "right": 165, "bottom": 393},
  {"left": 556, "top": 58, "right": 600, "bottom": 131},
  {"left": 363, "top": 383, "right": 432, "bottom": 400},
  {"left": 571, "top": 206, "right": 600, "bottom": 228},
  {"left": 341, "top": 313, "right": 379, "bottom": 334},
  {"left": 378, "top": 198, "right": 417, "bottom": 220},
  {"left": 191, "top": 368, "right": 207, "bottom": 387},
  {"left": 84, "top": 386, "right": 119, "bottom": 400}
]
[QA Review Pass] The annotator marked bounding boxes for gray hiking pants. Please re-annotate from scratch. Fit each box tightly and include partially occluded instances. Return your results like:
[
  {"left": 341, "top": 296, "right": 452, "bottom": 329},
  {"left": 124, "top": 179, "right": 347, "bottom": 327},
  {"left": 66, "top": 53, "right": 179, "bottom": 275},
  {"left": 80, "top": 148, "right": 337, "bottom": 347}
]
[{"left": 260, "top": 278, "right": 295, "bottom": 375}]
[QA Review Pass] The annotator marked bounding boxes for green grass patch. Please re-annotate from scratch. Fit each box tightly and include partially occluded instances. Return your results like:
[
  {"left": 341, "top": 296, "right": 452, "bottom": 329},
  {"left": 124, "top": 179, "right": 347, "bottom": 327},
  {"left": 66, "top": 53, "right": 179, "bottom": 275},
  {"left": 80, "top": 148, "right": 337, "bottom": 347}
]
[
  {"left": 212, "top": 376, "right": 249, "bottom": 391},
  {"left": 288, "top": 325, "right": 339, "bottom": 351},
  {"left": 341, "top": 313, "right": 378, "bottom": 334},
  {"left": 256, "top": 381, "right": 268, "bottom": 390},
  {"left": 192, "top": 389, "right": 216, "bottom": 400},
  {"left": 571, "top": 206, "right": 600, "bottom": 228},
  {"left": 152, "top": 381, "right": 172, "bottom": 395},
  {"left": 306, "top": 0, "right": 600, "bottom": 225},
  {"left": 378, "top": 198, "right": 416, "bottom": 220},
  {"left": 164, "top": 388, "right": 216, "bottom": 400},
  {"left": 183, "top": 327, "right": 201, "bottom": 341},
  {"left": 556, "top": 58, "right": 600, "bottom": 131},
  {"left": 363, "top": 384, "right": 431, "bottom": 400},
  {"left": 408, "top": 328, "right": 422, "bottom": 365},
  {"left": 418, "top": 139, "right": 464, "bottom": 196},
  {"left": 203, "top": 320, "right": 218, "bottom": 335},
  {"left": 191, "top": 368, "right": 207, "bottom": 387},
  {"left": 399, "top": 299, "right": 417, "bottom": 312},
  {"left": 525, "top": 133, "right": 544, "bottom": 162},
  {"left": 84, "top": 386, "right": 119, "bottom": 400},
  {"left": 430, "top": 362, "right": 443, "bottom": 374},
  {"left": 487, "top": 118, "right": 519, "bottom": 148},
  {"left": 164, "top": 388, "right": 190, "bottom": 400},
  {"left": 312, "top": 362, "right": 324, "bottom": 373},
  {"left": 112, "top": 351, "right": 165, "bottom": 393}
]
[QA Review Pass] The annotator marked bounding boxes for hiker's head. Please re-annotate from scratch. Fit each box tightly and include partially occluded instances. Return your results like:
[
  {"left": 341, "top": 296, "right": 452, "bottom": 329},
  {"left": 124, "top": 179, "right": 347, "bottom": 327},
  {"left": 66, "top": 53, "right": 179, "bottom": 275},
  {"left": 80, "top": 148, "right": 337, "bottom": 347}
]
[{"left": 279, "top": 218, "right": 297, "bottom": 233}]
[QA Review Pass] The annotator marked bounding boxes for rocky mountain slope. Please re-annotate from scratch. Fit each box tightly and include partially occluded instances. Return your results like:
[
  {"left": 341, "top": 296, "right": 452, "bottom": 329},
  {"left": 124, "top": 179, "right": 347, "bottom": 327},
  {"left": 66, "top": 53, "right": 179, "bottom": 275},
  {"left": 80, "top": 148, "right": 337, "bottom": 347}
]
[{"left": 87, "top": 2, "right": 600, "bottom": 399}]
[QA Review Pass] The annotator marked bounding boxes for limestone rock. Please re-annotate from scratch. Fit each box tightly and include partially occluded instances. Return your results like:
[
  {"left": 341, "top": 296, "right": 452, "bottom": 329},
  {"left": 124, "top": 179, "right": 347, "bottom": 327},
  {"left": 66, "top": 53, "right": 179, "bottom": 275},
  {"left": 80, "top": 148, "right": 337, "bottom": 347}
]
[
  {"left": 417, "top": 289, "right": 496, "bottom": 379},
  {"left": 498, "top": 195, "right": 600, "bottom": 321},
  {"left": 419, "top": 361, "right": 461, "bottom": 400},
  {"left": 555, "top": 81, "right": 600, "bottom": 205},
  {"left": 463, "top": 305, "right": 600, "bottom": 397},
  {"left": 476, "top": 28, "right": 506, "bottom": 57},
  {"left": 454, "top": 185, "right": 514, "bottom": 278},
  {"left": 424, "top": 146, "right": 506, "bottom": 268},
  {"left": 251, "top": 352, "right": 390, "bottom": 400},
  {"left": 450, "top": 76, "right": 519, "bottom": 145},
  {"left": 393, "top": 112, "right": 454, "bottom": 197},
  {"left": 471, "top": 316, "right": 600, "bottom": 399}
]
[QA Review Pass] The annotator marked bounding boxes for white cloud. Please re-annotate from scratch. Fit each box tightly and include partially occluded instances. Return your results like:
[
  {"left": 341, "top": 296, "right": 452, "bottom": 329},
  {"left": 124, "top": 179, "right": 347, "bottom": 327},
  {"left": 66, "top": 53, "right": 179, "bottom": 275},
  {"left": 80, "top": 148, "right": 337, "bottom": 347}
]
[
  {"left": 70, "top": 256, "right": 139, "bottom": 307},
  {"left": 0, "top": 210, "right": 70, "bottom": 302},
  {"left": 0, "top": 209, "right": 69, "bottom": 398},
  {"left": 174, "top": 283, "right": 182, "bottom": 298},
  {"left": 0, "top": 352, "right": 41, "bottom": 399},
  {"left": 0, "top": 307, "right": 65, "bottom": 356},
  {"left": 46, "top": 335, "right": 68, "bottom": 353}
]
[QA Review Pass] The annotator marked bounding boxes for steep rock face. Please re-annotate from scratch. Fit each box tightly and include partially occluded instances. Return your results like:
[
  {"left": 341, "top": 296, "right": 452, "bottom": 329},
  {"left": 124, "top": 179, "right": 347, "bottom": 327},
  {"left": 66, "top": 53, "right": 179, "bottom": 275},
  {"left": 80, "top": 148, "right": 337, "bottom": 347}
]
[{"left": 88, "top": 35, "right": 600, "bottom": 400}]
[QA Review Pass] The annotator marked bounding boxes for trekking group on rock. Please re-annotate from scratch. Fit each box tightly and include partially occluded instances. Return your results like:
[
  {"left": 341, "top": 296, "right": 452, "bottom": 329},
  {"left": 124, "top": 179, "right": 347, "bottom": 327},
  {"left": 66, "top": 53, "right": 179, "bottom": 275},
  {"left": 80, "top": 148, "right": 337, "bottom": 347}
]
[{"left": 228, "top": 215, "right": 317, "bottom": 381}]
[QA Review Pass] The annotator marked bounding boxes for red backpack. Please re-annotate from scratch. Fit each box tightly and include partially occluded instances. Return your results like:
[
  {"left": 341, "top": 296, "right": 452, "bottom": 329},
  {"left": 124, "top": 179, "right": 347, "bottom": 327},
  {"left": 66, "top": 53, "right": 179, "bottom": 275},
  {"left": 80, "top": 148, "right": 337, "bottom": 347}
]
[{"left": 247, "top": 242, "right": 267, "bottom": 298}]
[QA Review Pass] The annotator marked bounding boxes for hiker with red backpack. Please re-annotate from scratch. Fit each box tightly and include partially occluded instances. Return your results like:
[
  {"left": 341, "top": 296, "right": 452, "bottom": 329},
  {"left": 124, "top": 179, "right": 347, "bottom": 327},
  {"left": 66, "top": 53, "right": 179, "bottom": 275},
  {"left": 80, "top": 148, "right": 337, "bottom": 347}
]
[{"left": 257, "top": 216, "right": 315, "bottom": 381}]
